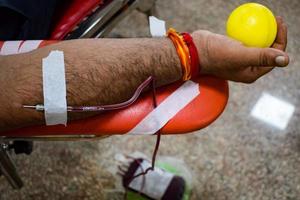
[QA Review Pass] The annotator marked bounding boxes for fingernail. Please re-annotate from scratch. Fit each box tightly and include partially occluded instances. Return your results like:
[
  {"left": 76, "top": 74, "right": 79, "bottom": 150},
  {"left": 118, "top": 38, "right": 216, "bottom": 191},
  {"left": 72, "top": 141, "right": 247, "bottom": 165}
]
[{"left": 275, "top": 56, "right": 287, "bottom": 67}]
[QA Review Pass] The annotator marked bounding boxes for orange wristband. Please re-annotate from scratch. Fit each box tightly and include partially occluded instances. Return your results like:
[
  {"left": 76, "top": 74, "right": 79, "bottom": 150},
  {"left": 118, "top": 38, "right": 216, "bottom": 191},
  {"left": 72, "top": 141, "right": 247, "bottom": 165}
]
[{"left": 167, "top": 28, "right": 191, "bottom": 81}]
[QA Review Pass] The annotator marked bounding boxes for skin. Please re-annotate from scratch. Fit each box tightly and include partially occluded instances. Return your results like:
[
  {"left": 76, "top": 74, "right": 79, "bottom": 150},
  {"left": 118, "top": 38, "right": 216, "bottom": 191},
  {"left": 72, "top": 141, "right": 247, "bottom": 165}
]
[
  {"left": 193, "top": 16, "right": 288, "bottom": 83},
  {"left": 0, "top": 17, "right": 289, "bottom": 132}
]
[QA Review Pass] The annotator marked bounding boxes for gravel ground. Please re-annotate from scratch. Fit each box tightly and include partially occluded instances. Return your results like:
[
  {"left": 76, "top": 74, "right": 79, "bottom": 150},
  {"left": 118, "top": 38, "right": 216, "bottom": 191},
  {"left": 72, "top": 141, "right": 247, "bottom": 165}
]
[{"left": 1, "top": 0, "right": 300, "bottom": 199}]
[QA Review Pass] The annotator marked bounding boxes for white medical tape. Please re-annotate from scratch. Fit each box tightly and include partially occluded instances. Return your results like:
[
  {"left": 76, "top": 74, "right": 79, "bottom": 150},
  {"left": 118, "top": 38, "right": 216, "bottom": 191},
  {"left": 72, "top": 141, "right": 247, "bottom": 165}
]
[
  {"left": 127, "top": 80, "right": 199, "bottom": 135},
  {"left": 149, "top": 16, "right": 166, "bottom": 37},
  {"left": 42, "top": 50, "right": 67, "bottom": 126},
  {"left": 129, "top": 160, "right": 174, "bottom": 199},
  {"left": 0, "top": 40, "right": 42, "bottom": 55},
  {"left": 18, "top": 40, "right": 42, "bottom": 53},
  {"left": 0, "top": 41, "right": 22, "bottom": 55}
]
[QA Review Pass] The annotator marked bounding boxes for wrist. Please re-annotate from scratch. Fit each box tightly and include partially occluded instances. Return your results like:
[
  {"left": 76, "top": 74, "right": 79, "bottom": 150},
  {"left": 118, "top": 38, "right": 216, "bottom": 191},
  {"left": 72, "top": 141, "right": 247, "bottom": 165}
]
[{"left": 191, "top": 31, "right": 211, "bottom": 75}]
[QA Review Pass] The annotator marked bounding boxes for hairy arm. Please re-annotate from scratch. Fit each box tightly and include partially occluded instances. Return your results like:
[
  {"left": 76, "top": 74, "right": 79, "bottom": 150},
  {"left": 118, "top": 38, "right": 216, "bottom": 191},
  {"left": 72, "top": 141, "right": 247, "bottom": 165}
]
[
  {"left": 0, "top": 38, "right": 182, "bottom": 131},
  {"left": 0, "top": 17, "right": 289, "bottom": 132}
]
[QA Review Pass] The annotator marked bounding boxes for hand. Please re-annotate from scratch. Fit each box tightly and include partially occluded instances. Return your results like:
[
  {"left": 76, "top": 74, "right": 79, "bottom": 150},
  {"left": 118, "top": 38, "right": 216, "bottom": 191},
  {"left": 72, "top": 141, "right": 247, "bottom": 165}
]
[{"left": 192, "top": 16, "right": 289, "bottom": 83}]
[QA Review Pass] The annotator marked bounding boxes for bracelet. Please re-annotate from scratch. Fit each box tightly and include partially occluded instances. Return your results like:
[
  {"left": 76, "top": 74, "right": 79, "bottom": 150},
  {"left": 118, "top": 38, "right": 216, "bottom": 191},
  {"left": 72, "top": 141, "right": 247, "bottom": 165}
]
[
  {"left": 181, "top": 32, "right": 200, "bottom": 79},
  {"left": 167, "top": 28, "right": 191, "bottom": 81},
  {"left": 167, "top": 29, "right": 200, "bottom": 81}
]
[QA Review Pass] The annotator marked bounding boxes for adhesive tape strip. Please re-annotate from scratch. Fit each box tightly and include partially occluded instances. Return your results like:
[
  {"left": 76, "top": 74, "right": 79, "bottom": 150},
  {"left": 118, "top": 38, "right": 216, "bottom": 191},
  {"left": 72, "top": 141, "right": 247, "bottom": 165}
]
[
  {"left": 18, "top": 40, "right": 42, "bottom": 54},
  {"left": 127, "top": 80, "right": 200, "bottom": 135},
  {"left": 0, "top": 41, "right": 22, "bottom": 55},
  {"left": 129, "top": 159, "right": 174, "bottom": 199},
  {"left": 149, "top": 16, "right": 166, "bottom": 37},
  {"left": 42, "top": 50, "right": 67, "bottom": 126}
]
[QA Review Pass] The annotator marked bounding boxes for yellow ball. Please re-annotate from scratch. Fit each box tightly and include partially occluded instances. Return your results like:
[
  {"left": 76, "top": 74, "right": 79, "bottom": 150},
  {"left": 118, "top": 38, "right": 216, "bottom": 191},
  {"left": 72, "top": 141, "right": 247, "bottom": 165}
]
[{"left": 226, "top": 3, "right": 277, "bottom": 48}]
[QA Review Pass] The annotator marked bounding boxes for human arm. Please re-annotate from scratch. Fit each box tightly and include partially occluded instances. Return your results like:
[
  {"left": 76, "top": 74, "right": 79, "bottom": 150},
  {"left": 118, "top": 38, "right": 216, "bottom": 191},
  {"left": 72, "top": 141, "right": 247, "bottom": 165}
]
[
  {"left": 0, "top": 38, "right": 182, "bottom": 131},
  {"left": 0, "top": 17, "right": 289, "bottom": 131}
]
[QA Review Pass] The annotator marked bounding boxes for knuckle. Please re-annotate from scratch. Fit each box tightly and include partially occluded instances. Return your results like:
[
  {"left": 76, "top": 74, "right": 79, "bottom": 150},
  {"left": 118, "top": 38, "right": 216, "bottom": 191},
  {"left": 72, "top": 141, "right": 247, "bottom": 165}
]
[
  {"left": 259, "top": 50, "right": 269, "bottom": 66},
  {"left": 276, "top": 16, "right": 283, "bottom": 22},
  {"left": 282, "top": 23, "right": 288, "bottom": 29}
]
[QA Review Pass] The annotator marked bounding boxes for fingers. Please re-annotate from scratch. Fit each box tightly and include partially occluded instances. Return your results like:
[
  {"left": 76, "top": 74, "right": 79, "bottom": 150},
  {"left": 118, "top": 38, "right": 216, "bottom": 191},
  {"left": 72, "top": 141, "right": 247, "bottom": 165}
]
[
  {"left": 250, "top": 17, "right": 288, "bottom": 80},
  {"left": 238, "top": 16, "right": 289, "bottom": 68},
  {"left": 216, "top": 16, "right": 289, "bottom": 83},
  {"left": 252, "top": 66, "right": 274, "bottom": 81},
  {"left": 272, "top": 16, "right": 288, "bottom": 51},
  {"left": 242, "top": 47, "right": 289, "bottom": 67},
  {"left": 239, "top": 66, "right": 273, "bottom": 83}
]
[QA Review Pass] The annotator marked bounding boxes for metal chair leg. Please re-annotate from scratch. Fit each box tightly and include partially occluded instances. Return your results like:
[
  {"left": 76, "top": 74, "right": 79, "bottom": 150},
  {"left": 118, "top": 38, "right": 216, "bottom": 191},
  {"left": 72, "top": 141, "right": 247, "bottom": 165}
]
[{"left": 0, "top": 142, "right": 23, "bottom": 189}]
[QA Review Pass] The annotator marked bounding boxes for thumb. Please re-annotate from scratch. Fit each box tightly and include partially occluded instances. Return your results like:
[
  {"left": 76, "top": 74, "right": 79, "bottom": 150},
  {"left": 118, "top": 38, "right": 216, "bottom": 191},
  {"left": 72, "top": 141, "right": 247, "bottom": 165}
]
[{"left": 241, "top": 47, "right": 289, "bottom": 67}]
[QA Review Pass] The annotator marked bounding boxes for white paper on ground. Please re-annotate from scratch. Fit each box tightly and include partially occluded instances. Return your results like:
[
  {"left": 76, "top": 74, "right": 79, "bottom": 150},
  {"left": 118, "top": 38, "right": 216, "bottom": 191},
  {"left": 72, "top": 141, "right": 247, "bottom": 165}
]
[
  {"left": 127, "top": 80, "right": 200, "bottom": 135},
  {"left": 42, "top": 50, "right": 67, "bottom": 126},
  {"left": 251, "top": 93, "right": 295, "bottom": 130},
  {"left": 149, "top": 16, "right": 166, "bottom": 37},
  {"left": 129, "top": 160, "right": 174, "bottom": 199}
]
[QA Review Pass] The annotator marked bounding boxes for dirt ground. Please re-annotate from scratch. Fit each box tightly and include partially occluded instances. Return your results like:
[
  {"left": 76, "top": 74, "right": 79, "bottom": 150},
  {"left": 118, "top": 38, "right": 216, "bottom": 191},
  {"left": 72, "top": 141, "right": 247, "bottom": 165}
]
[{"left": 1, "top": 0, "right": 300, "bottom": 199}]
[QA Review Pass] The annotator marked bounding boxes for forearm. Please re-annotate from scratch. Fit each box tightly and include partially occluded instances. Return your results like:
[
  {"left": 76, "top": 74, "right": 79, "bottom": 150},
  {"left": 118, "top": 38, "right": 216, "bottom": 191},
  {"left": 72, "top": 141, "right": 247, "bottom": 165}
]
[{"left": 0, "top": 38, "right": 182, "bottom": 131}]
